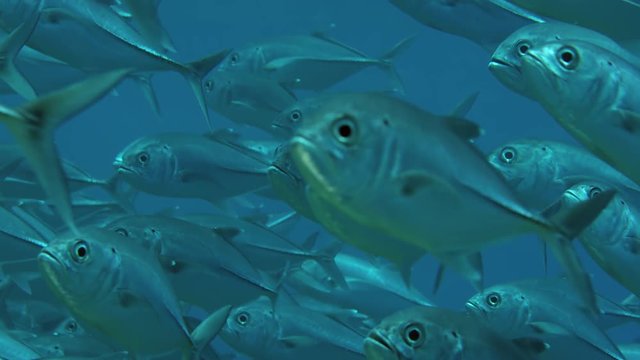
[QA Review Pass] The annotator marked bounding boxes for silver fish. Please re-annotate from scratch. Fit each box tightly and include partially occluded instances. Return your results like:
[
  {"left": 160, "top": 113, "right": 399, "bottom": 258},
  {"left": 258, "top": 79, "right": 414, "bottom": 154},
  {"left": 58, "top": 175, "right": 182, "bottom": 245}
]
[
  {"left": 216, "top": 34, "right": 412, "bottom": 92},
  {"left": 465, "top": 277, "right": 627, "bottom": 360},
  {"left": 518, "top": 39, "right": 640, "bottom": 186},
  {"left": 487, "top": 139, "right": 640, "bottom": 210},
  {"left": 290, "top": 92, "right": 611, "bottom": 309},
  {"left": 364, "top": 306, "right": 544, "bottom": 360}
]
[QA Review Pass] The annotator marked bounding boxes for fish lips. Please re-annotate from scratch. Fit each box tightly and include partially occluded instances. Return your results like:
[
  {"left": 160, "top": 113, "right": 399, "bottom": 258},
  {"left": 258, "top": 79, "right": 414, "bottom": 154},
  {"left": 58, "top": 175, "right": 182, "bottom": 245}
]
[
  {"left": 38, "top": 249, "right": 66, "bottom": 280},
  {"left": 364, "top": 329, "right": 399, "bottom": 360},
  {"left": 289, "top": 135, "right": 340, "bottom": 197},
  {"left": 488, "top": 57, "right": 528, "bottom": 96}
]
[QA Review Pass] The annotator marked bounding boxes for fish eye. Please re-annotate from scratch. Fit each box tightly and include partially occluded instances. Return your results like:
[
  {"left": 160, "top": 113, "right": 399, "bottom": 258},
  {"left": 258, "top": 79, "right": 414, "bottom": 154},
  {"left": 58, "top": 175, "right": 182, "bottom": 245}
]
[
  {"left": 230, "top": 52, "right": 240, "bottom": 64},
  {"left": 114, "top": 228, "right": 129, "bottom": 237},
  {"left": 589, "top": 186, "right": 602, "bottom": 199},
  {"left": 516, "top": 40, "right": 530, "bottom": 56},
  {"left": 236, "top": 312, "right": 250, "bottom": 325},
  {"left": 332, "top": 116, "right": 358, "bottom": 145},
  {"left": 204, "top": 80, "right": 214, "bottom": 92},
  {"left": 499, "top": 146, "right": 517, "bottom": 164},
  {"left": 137, "top": 152, "right": 149, "bottom": 164},
  {"left": 403, "top": 323, "right": 425, "bottom": 347},
  {"left": 71, "top": 240, "right": 89, "bottom": 263},
  {"left": 557, "top": 46, "right": 579, "bottom": 70},
  {"left": 289, "top": 109, "right": 302, "bottom": 123},
  {"left": 485, "top": 292, "right": 502, "bottom": 307},
  {"left": 65, "top": 320, "right": 78, "bottom": 333}
]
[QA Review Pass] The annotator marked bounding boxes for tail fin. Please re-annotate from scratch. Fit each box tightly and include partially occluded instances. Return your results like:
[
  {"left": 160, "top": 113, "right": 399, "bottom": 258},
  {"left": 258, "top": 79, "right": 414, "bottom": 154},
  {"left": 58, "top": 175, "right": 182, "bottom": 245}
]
[
  {"left": 541, "top": 189, "right": 616, "bottom": 314},
  {"left": 131, "top": 73, "right": 162, "bottom": 118},
  {"left": 182, "top": 49, "right": 232, "bottom": 130},
  {"left": 312, "top": 239, "right": 347, "bottom": 289},
  {"left": 379, "top": 35, "right": 415, "bottom": 95},
  {"left": 0, "top": 69, "right": 129, "bottom": 234},
  {"left": 435, "top": 251, "right": 484, "bottom": 293},
  {"left": 188, "top": 304, "right": 232, "bottom": 360},
  {"left": 0, "top": 0, "right": 42, "bottom": 100}
]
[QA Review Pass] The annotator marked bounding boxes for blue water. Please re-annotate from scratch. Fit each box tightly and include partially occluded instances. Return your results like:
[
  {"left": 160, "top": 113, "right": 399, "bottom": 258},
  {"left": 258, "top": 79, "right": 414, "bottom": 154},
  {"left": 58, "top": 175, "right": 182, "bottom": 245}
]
[{"left": 3, "top": 0, "right": 635, "bottom": 353}]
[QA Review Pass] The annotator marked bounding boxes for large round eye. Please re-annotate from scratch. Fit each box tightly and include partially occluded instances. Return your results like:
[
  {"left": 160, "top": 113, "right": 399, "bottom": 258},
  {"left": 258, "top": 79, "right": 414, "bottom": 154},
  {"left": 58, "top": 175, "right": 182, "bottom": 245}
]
[
  {"left": 403, "top": 323, "right": 425, "bottom": 347},
  {"left": 516, "top": 40, "right": 530, "bottom": 56},
  {"left": 137, "top": 152, "right": 149, "bottom": 164},
  {"left": 332, "top": 116, "right": 358, "bottom": 145},
  {"left": 71, "top": 240, "right": 89, "bottom": 263},
  {"left": 204, "top": 80, "right": 214, "bottom": 92},
  {"left": 236, "top": 312, "right": 250, "bottom": 325},
  {"left": 65, "top": 320, "right": 78, "bottom": 333},
  {"left": 289, "top": 110, "right": 302, "bottom": 123},
  {"left": 114, "top": 228, "right": 129, "bottom": 237},
  {"left": 230, "top": 52, "right": 240, "bottom": 65},
  {"left": 486, "top": 292, "right": 502, "bottom": 307},
  {"left": 557, "top": 46, "right": 579, "bottom": 70},
  {"left": 499, "top": 146, "right": 517, "bottom": 164},
  {"left": 589, "top": 186, "right": 602, "bottom": 199}
]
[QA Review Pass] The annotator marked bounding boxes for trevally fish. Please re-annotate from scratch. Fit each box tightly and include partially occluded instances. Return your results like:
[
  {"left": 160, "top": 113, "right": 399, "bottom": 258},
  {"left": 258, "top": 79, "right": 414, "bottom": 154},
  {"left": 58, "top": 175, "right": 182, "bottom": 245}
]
[
  {"left": 465, "top": 277, "right": 628, "bottom": 360},
  {"left": 489, "top": 0, "right": 640, "bottom": 46},
  {"left": 113, "top": 131, "right": 279, "bottom": 206},
  {"left": 0, "top": 69, "right": 128, "bottom": 234},
  {"left": 221, "top": 295, "right": 367, "bottom": 360},
  {"left": 0, "top": 0, "right": 229, "bottom": 125},
  {"left": 517, "top": 39, "right": 640, "bottom": 186},
  {"left": 37, "top": 227, "right": 231, "bottom": 358},
  {"left": 364, "top": 306, "right": 545, "bottom": 360},
  {"left": 290, "top": 92, "right": 612, "bottom": 309},
  {"left": 284, "top": 252, "right": 433, "bottom": 320},
  {"left": 388, "top": 0, "right": 540, "bottom": 51},
  {"left": 215, "top": 33, "right": 413, "bottom": 93},
  {"left": 103, "top": 214, "right": 280, "bottom": 310},
  {"left": 487, "top": 139, "right": 640, "bottom": 210},
  {"left": 203, "top": 71, "right": 298, "bottom": 136},
  {"left": 553, "top": 182, "right": 640, "bottom": 298},
  {"left": 489, "top": 21, "right": 640, "bottom": 98},
  {"left": 179, "top": 212, "right": 343, "bottom": 283}
]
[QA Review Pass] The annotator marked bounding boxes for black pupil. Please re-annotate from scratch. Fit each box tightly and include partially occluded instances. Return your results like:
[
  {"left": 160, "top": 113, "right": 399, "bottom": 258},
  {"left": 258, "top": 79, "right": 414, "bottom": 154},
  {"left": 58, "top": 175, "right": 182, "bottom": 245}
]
[
  {"left": 490, "top": 295, "right": 498, "bottom": 304},
  {"left": 231, "top": 54, "right": 238, "bottom": 62},
  {"left": 561, "top": 51, "right": 573, "bottom": 63},
  {"left": 591, "top": 188, "right": 601, "bottom": 198},
  {"left": 239, "top": 314, "right": 247, "bottom": 323},
  {"left": 139, "top": 154, "right": 148, "bottom": 162},
  {"left": 291, "top": 112, "right": 300, "bottom": 120},
  {"left": 408, "top": 329, "right": 421, "bottom": 342},
  {"left": 519, "top": 44, "right": 528, "bottom": 54},
  {"left": 503, "top": 151, "right": 513, "bottom": 160},
  {"left": 77, "top": 246, "right": 86, "bottom": 257},
  {"left": 338, "top": 124, "right": 352, "bottom": 138}
]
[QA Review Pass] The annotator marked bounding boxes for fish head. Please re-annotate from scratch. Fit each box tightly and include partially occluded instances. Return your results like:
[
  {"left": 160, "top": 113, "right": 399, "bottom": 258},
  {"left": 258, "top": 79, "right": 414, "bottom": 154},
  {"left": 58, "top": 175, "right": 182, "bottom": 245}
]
[
  {"left": 221, "top": 296, "right": 279, "bottom": 354},
  {"left": 38, "top": 230, "right": 122, "bottom": 308},
  {"left": 203, "top": 71, "right": 235, "bottom": 109},
  {"left": 217, "top": 44, "right": 265, "bottom": 73},
  {"left": 113, "top": 136, "right": 179, "bottom": 189},
  {"left": 272, "top": 95, "right": 327, "bottom": 138},
  {"left": 365, "top": 306, "right": 462, "bottom": 360},
  {"left": 465, "top": 285, "right": 531, "bottom": 335},
  {"left": 290, "top": 93, "right": 393, "bottom": 206},
  {"left": 53, "top": 316, "right": 84, "bottom": 336},
  {"left": 489, "top": 24, "right": 541, "bottom": 96}
]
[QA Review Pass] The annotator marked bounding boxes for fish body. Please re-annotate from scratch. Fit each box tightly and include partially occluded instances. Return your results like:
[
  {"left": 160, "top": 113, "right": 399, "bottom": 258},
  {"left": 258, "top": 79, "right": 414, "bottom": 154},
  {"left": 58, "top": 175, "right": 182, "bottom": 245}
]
[
  {"left": 113, "top": 132, "right": 277, "bottom": 204},
  {"left": 364, "top": 306, "right": 540, "bottom": 359},
  {"left": 487, "top": 139, "right": 640, "bottom": 210},
  {"left": 216, "top": 34, "right": 411, "bottom": 92},
  {"left": 518, "top": 39, "right": 640, "bottom": 186}
]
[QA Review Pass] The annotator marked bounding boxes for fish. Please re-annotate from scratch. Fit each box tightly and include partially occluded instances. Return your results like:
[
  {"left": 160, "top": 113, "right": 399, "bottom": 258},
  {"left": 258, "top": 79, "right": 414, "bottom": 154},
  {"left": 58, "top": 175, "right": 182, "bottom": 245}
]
[
  {"left": 0, "top": 69, "right": 128, "bottom": 234},
  {"left": 37, "top": 226, "right": 231, "bottom": 358},
  {"left": 113, "top": 130, "right": 279, "bottom": 206},
  {"left": 517, "top": 39, "right": 640, "bottom": 186},
  {"left": 388, "top": 0, "right": 539, "bottom": 51},
  {"left": 487, "top": 139, "right": 640, "bottom": 210},
  {"left": 284, "top": 252, "right": 434, "bottom": 320},
  {"left": 364, "top": 306, "right": 545, "bottom": 360},
  {"left": 103, "top": 214, "right": 280, "bottom": 310},
  {"left": 289, "top": 91, "right": 612, "bottom": 310},
  {"left": 553, "top": 182, "right": 640, "bottom": 298},
  {"left": 0, "top": 327, "right": 41, "bottom": 360},
  {"left": 0, "top": 0, "right": 229, "bottom": 125},
  {"left": 488, "top": 0, "right": 640, "bottom": 46},
  {"left": 215, "top": 33, "right": 413, "bottom": 93},
  {"left": 465, "top": 277, "right": 628, "bottom": 360},
  {"left": 221, "top": 295, "right": 368, "bottom": 360},
  {"left": 489, "top": 21, "right": 640, "bottom": 98},
  {"left": 203, "top": 71, "right": 298, "bottom": 136}
]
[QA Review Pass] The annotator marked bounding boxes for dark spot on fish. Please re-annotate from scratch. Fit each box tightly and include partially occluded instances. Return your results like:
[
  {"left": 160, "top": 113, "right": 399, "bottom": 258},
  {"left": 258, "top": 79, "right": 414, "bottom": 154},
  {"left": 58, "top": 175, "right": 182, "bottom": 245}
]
[
  {"left": 383, "top": 118, "right": 390, "bottom": 127},
  {"left": 608, "top": 61, "right": 613, "bottom": 66},
  {"left": 45, "top": 12, "right": 62, "bottom": 25},
  {"left": 111, "top": 247, "right": 117, "bottom": 254},
  {"left": 621, "top": 117, "right": 640, "bottom": 133},
  {"left": 118, "top": 291, "right": 138, "bottom": 308},
  {"left": 623, "top": 239, "right": 640, "bottom": 255},
  {"left": 450, "top": 331, "right": 459, "bottom": 338},
  {"left": 541, "top": 146, "right": 547, "bottom": 152},
  {"left": 204, "top": 80, "right": 213, "bottom": 92}
]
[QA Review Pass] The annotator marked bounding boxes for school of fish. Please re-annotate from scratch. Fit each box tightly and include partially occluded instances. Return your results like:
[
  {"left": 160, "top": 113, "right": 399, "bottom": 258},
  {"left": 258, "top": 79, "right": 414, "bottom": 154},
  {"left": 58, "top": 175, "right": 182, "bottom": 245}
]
[{"left": 0, "top": 0, "right": 639, "bottom": 359}]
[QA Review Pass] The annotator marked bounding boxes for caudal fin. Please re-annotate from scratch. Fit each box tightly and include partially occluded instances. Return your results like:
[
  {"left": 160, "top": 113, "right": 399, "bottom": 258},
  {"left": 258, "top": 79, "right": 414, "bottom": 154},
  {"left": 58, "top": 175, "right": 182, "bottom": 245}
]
[
  {"left": 0, "top": 69, "right": 129, "bottom": 234},
  {"left": 379, "top": 35, "right": 415, "bottom": 95},
  {"left": 182, "top": 49, "right": 232, "bottom": 130}
]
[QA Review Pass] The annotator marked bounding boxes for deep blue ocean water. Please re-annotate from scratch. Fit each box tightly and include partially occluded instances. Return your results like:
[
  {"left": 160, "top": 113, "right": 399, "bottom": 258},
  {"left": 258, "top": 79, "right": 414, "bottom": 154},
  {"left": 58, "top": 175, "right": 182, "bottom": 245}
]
[{"left": 2, "top": 0, "right": 636, "bottom": 353}]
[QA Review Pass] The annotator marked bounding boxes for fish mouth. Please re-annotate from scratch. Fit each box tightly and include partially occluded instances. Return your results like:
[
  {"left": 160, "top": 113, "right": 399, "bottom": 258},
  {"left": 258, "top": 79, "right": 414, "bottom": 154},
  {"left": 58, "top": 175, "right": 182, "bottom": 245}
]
[
  {"left": 488, "top": 58, "right": 518, "bottom": 72},
  {"left": 464, "top": 300, "right": 485, "bottom": 316},
  {"left": 289, "top": 135, "right": 339, "bottom": 196},
  {"left": 113, "top": 159, "right": 135, "bottom": 175},
  {"left": 364, "top": 330, "right": 398, "bottom": 360},
  {"left": 37, "top": 249, "right": 65, "bottom": 275}
]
